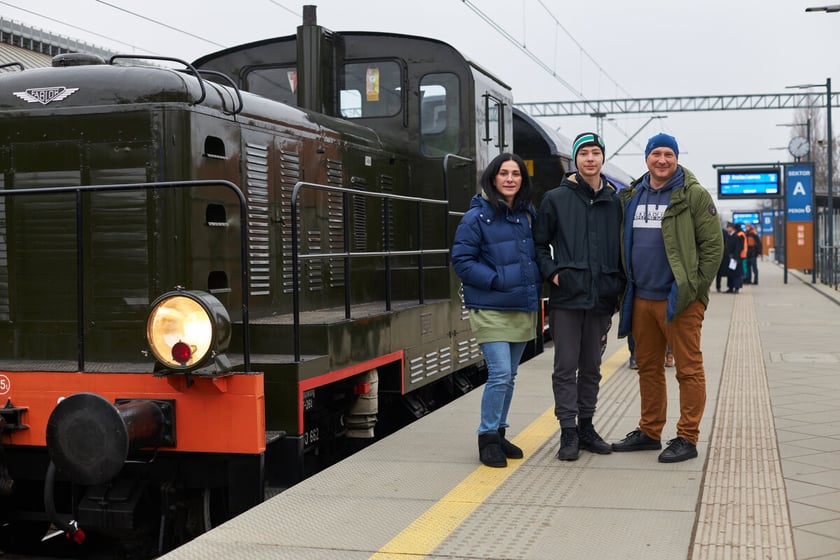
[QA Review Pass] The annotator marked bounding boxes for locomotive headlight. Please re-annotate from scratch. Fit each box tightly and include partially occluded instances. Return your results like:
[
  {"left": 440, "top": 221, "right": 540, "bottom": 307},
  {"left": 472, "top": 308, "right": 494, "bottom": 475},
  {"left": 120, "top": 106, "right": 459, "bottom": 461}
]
[{"left": 146, "top": 290, "right": 231, "bottom": 371}]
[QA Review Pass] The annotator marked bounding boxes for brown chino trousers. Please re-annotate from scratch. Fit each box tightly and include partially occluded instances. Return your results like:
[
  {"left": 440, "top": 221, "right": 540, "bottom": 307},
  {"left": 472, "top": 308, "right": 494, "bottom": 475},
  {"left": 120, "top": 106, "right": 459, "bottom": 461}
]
[{"left": 631, "top": 297, "right": 707, "bottom": 446}]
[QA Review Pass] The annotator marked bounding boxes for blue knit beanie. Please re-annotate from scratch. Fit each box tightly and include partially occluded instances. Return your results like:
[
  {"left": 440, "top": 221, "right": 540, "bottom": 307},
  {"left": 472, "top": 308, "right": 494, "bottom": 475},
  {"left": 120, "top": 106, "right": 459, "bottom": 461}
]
[{"left": 645, "top": 133, "right": 679, "bottom": 158}]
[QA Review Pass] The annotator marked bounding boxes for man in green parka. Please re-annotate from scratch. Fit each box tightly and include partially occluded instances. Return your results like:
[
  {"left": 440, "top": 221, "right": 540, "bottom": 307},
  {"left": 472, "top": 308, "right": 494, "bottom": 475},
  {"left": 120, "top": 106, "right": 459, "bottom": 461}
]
[{"left": 611, "top": 133, "right": 724, "bottom": 463}]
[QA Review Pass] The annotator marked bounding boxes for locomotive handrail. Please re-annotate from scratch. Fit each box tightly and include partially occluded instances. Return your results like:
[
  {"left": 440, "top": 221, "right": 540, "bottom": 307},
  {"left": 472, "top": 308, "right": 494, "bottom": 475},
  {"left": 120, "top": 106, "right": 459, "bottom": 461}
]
[
  {"left": 109, "top": 55, "right": 207, "bottom": 106},
  {"left": 290, "top": 181, "right": 451, "bottom": 362},
  {"left": 193, "top": 69, "right": 244, "bottom": 115},
  {"left": 0, "top": 180, "right": 252, "bottom": 372},
  {"left": 442, "top": 153, "right": 474, "bottom": 249},
  {"left": 296, "top": 249, "right": 450, "bottom": 259},
  {"left": 0, "top": 62, "right": 24, "bottom": 72}
]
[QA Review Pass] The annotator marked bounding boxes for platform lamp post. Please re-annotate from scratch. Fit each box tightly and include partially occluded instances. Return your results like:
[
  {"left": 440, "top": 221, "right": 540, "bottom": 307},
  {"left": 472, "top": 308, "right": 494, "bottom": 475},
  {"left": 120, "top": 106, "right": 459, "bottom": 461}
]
[{"left": 787, "top": 80, "right": 833, "bottom": 262}]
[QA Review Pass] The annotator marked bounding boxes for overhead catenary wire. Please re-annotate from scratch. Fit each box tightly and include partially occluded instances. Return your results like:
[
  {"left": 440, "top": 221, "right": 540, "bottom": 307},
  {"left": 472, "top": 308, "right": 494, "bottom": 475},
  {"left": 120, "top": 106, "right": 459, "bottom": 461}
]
[
  {"left": 267, "top": 0, "right": 302, "bottom": 19},
  {"left": 534, "top": 0, "right": 633, "bottom": 99},
  {"left": 460, "top": 0, "right": 584, "bottom": 99},
  {"left": 459, "top": 0, "right": 647, "bottom": 152},
  {"left": 94, "top": 0, "right": 227, "bottom": 48}
]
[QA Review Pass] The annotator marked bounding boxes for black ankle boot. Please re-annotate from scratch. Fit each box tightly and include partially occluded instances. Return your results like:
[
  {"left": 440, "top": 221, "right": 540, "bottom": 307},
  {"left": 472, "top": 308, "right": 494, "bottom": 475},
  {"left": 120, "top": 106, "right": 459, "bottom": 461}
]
[
  {"left": 498, "top": 428, "right": 524, "bottom": 459},
  {"left": 478, "top": 432, "right": 507, "bottom": 468},
  {"left": 557, "top": 427, "right": 580, "bottom": 461}
]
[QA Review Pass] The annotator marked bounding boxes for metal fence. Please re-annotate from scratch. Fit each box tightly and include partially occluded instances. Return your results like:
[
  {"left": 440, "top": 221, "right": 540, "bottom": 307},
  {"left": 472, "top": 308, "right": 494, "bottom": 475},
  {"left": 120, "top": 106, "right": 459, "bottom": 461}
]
[{"left": 819, "top": 245, "right": 840, "bottom": 290}]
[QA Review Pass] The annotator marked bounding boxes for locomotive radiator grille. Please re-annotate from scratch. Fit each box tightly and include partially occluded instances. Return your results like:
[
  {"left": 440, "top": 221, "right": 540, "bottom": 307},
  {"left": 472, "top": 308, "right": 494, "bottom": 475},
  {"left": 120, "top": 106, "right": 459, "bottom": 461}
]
[
  {"left": 327, "top": 191, "right": 345, "bottom": 288},
  {"left": 0, "top": 194, "right": 7, "bottom": 322},
  {"left": 245, "top": 143, "right": 270, "bottom": 296},
  {"left": 456, "top": 338, "right": 481, "bottom": 364},
  {"left": 280, "top": 150, "right": 302, "bottom": 293},
  {"left": 408, "top": 346, "right": 452, "bottom": 384},
  {"left": 380, "top": 174, "right": 394, "bottom": 250},
  {"left": 325, "top": 158, "right": 345, "bottom": 288},
  {"left": 306, "top": 229, "right": 323, "bottom": 291},
  {"left": 350, "top": 175, "right": 368, "bottom": 251}
]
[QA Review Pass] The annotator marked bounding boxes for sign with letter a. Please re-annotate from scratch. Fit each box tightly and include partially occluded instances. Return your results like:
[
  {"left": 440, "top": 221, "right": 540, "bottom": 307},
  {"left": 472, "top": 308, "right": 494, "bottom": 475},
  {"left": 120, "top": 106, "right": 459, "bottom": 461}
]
[{"left": 785, "top": 164, "right": 814, "bottom": 269}]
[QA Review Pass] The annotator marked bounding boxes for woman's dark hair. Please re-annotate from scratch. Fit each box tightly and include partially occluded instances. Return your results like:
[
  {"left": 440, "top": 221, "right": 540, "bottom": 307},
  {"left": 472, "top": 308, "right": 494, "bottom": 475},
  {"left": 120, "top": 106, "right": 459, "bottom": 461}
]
[{"left": 479, "top": 152, "right": 533, "bottom": 213}]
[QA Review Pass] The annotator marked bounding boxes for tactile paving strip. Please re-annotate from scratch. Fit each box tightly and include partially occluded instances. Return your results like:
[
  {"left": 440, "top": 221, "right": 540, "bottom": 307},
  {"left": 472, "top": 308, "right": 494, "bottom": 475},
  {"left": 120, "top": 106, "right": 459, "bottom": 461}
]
[{"left": 690, "top": 291, "right": 796, "bottom": 559}]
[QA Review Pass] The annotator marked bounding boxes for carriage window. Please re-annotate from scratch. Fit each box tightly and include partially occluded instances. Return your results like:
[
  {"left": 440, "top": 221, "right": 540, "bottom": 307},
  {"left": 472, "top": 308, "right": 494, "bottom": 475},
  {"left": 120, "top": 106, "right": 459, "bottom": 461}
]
[
  {"left": 420, "top": 73, "right": 460, "bottom": 157},
  {"left": 242, "top": 65, "right": 298, "bottom": 105},
  {"left": 340, "top": 61, "right": 402, "bottom": 118}
]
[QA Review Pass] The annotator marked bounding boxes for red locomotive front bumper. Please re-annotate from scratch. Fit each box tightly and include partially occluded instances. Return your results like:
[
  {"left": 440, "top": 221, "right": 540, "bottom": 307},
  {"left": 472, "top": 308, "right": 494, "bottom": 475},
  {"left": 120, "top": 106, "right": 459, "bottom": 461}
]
[{"left": 0, "top": 370, "right": 266, "bottom": 454}]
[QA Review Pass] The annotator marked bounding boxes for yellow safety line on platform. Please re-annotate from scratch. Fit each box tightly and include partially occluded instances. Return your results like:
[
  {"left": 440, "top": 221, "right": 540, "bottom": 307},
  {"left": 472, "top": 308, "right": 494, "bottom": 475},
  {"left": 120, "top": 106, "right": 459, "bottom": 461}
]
[{"left": 368, "top": 345, "right": 630, "bottom": 560}]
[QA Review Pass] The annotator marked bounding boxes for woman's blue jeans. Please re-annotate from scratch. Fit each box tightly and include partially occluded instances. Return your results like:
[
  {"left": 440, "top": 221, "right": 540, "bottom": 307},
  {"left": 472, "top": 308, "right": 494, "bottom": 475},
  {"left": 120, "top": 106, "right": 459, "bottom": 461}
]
[{"left": 477, "top": 341, "right": 527, "bottom": 435}]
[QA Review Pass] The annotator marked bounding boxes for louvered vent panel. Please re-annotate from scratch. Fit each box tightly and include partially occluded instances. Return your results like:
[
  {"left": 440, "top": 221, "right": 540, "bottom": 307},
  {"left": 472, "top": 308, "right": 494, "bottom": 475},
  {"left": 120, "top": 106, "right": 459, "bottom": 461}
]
[
  {"left": 279, "top": 150, "right": 301, "bottom": 293},
  {"left": 245, "top": 143, "right": 270, "bottom": 296},
  {"left": 409, "top": 347, "right": 453, "bottom": 384},
  {"left": 307, "top": 229, "right": 323, "bottom": 291},
  {"left": 326, "top": 159, "right": 345, "bottom": 288},
  {"left": 351, "top": 176, "right": 368, "bottom": 251},
  {"left": 457, "top": 338, "right": 480, "bottom": 364},
  {"left": 380, "top": 174, "right": 394, "bottom": 250},
  {"left": 0, "top": 187, "right": 7, "bottom": 322}
]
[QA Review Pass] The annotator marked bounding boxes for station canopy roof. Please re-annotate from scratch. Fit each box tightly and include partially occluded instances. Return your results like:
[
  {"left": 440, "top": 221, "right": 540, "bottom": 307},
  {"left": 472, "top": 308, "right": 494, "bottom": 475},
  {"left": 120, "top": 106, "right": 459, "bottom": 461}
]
[{"left": 1, "top": 17, "right": 113, "bottom": 71}]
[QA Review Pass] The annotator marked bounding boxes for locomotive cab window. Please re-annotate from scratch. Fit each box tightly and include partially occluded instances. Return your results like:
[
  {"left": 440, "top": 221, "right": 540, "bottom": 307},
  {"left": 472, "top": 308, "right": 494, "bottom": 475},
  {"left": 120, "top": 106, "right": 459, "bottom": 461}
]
[
  {"left": 242, "top": 65, "right": 298, "bottom": 105},
  {"left": 420, "top": 73, "right": 460, "bottom": 157},
  {"left": 340, "top": 61, "right": 402, "bottom": 119}
]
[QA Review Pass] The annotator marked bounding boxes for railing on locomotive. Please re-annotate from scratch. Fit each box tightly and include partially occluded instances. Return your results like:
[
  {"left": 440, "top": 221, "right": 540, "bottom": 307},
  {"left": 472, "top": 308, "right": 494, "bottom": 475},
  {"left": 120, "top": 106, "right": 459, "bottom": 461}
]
[
  {"left": 289, "top": 181, "right": 453, "bottom": 362},
  {"left": 0, "top": 180, "right": 253, "bottom": 372}
]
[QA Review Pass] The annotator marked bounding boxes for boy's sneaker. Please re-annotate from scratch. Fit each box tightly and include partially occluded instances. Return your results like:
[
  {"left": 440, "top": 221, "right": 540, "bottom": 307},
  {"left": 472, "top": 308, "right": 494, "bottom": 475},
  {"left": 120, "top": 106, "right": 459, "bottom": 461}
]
[
  {"left": 611, "top": 428, "right": 662, "bottom": 452},
  {"left": 628, "top": 356, "right": 638, "bottom": 369},
  {"left": 578, "top": 424, "right": 612, "bottom": 454}
]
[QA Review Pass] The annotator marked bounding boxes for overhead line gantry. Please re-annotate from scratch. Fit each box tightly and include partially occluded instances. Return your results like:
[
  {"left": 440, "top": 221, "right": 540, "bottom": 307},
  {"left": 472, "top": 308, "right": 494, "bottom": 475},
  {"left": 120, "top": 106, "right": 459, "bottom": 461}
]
[{"left": 514, "top": 92, "right": 840, "bottom": 117}]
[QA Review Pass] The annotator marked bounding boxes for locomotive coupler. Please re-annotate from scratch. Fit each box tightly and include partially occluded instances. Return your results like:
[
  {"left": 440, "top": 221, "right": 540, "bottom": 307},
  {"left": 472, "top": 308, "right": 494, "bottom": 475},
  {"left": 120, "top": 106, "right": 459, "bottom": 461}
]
[{"left": 0, "top": 398, "right": 30, "bottom": 432}]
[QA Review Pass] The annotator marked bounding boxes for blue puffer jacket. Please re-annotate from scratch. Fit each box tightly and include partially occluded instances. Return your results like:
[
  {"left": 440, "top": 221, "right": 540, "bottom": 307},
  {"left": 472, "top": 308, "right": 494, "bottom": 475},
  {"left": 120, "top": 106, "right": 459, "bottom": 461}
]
[{"left": 451, "top": 194, "right": 541, "bottom": 312}]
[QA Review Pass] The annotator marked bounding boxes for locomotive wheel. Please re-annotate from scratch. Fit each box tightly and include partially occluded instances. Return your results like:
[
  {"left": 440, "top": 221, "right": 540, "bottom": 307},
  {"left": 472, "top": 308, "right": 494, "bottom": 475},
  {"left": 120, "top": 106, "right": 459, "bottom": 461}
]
[{"left": 183, "top": 487, "right": 229, "bottom": 540}]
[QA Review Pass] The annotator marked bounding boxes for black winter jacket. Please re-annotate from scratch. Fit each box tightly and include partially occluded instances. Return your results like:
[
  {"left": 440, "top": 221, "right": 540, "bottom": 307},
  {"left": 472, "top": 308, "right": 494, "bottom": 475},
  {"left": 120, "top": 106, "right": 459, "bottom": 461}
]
[{"left": 533, "top": 172, "right": 626, "bottom": 314}]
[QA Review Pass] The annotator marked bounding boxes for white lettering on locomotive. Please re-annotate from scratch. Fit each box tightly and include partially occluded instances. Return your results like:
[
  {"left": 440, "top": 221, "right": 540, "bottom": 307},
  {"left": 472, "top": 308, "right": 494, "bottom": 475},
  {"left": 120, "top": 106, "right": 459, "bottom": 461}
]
[{"left": 13, "top": 86, "right": 80, "bottom": 105}]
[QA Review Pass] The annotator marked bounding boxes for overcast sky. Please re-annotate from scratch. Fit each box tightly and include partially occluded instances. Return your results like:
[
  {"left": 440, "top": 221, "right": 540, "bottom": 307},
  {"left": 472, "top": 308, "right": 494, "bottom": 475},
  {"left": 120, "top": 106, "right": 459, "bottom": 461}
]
[{"left": 4, "top": 0, "right": 839, "bottom": 217}]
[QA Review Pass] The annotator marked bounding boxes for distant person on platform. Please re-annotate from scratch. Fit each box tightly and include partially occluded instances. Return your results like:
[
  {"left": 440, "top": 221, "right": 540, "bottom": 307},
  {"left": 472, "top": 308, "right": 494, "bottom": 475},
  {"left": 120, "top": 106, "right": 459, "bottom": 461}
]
[
  {"left": 612, "top": 133, "right": 724, "bottom": 463},
  {"left": 736, "top": 223, "right": 748, "bottom": 285},
  {"left": 715, "top": 226, "right": 729, "bottom": 293},
  {"left": 534, "top": 132, "right": 625, "bottom": 461},
  {"left": 723, "top": 222, "right": 743, "bottom": 293},
  {"left": 745, "top": 224, "right": 762, "bottom": 285}
]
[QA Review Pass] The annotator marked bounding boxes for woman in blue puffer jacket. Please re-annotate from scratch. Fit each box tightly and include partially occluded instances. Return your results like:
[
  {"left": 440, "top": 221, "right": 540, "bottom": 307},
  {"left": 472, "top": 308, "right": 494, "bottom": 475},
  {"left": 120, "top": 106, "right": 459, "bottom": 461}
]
[{"left": 451, "top": 152, "right": 541, "bottom": 468}]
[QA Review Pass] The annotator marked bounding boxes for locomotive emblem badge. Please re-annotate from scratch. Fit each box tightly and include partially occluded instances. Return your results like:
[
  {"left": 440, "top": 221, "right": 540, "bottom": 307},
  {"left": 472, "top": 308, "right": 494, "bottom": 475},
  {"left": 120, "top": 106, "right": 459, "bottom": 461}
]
[{"left": 13, "top": 86, "right": 79, "bottom": 105}]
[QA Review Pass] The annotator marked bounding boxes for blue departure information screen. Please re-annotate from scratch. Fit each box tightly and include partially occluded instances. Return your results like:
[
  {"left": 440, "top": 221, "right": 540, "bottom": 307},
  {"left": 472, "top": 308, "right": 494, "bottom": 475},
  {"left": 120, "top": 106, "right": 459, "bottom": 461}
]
[
  {"left": 717, "top": 168, "right": 781, "bottom": 198},
  {"left": 732, "top": 212, "right": 760, "bottom": 230}
]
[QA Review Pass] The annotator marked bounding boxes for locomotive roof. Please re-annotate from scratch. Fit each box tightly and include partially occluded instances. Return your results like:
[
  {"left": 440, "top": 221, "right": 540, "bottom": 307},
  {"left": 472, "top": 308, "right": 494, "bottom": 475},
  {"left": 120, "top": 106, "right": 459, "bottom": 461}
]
[
  {"left": 194, "top": 29, "right": 510, "bottom": 90},
  {"left": 0, "top": 54, "right": 390, "bottom": 154}
]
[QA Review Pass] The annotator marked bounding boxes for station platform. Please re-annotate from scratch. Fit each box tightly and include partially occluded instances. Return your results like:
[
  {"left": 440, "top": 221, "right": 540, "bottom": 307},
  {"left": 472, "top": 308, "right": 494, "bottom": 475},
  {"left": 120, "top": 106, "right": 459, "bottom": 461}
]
[{"left": 161, "top": 259, "right": 840, "bottom": 560}]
